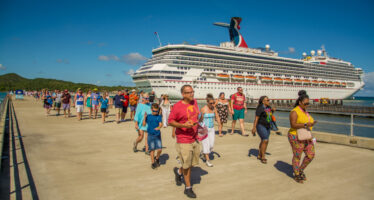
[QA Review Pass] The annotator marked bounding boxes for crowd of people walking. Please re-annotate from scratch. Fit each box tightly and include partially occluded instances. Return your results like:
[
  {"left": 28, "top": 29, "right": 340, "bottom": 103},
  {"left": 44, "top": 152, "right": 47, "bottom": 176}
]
[{"left": 34, "top": 85, "right": 317, "bottom": 198}]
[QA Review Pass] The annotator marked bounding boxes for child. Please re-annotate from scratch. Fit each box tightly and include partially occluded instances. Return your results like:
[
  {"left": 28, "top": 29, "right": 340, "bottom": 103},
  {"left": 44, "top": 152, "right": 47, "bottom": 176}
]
[
  {"left": 143, "top": 103, "right": 163, "bottom": 169},
  {"left": 100, "top": 93, "right": 109, "bottom": 123}
]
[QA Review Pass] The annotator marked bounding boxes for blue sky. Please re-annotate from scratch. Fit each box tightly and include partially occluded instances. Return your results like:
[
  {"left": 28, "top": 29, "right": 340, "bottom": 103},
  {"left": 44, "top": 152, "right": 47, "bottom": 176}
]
[{"left": 0, "top": 0, "right": 374, "bottom": 96}]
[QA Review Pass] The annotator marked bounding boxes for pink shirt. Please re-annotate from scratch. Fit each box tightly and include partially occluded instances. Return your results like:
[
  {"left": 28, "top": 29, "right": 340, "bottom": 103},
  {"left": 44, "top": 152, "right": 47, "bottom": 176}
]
[
  {"left": 231, "top": 92, "right": 245, "bottom": 110},
  {"left": 168, "top": 99, "right": 200, "bottom": 144}
]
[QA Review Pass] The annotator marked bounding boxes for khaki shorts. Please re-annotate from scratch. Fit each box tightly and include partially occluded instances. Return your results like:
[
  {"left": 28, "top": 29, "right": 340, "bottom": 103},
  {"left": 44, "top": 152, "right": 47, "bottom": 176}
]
[
  {"left": 175, "top": 141, "right": 200, "bottom": 169},
  {"left": 115, "top": 108, "right": 122, "bottom": 115}
]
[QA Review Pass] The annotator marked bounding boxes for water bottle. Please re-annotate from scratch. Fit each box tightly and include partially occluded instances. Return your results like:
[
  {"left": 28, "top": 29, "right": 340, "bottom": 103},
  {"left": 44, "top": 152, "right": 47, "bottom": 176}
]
[{"left": 312, "top": 137, "right": 317, "bottom": 145}]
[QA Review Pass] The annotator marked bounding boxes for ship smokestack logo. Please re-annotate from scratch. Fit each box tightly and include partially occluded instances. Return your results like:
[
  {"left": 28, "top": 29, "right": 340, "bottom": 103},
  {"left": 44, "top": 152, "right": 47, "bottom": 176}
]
[{"left": 214, "top": 17, "right": 248, "bottom": 48}]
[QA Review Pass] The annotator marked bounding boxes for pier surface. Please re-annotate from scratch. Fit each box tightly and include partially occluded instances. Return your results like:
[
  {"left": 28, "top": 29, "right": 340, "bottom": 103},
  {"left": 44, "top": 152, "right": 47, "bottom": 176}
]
[{"left": 1, "top": 97, "right": 374, "bottom": 200}]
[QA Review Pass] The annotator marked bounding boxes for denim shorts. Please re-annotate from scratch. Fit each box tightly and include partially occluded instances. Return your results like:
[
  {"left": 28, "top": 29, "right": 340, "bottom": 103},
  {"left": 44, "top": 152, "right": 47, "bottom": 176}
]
[
  {"left": 148, "top": 135, "right": 162, "bottom": 151},
  {"left": 257, "top": 123, "right": 270, "bottom": 140},
  {"left": 130, "top": 105, "right": 137, "bottom": 112}
]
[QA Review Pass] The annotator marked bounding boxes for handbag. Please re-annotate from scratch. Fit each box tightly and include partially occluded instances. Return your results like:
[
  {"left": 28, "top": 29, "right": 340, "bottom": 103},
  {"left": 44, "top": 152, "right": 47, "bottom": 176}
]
[
  {"left": 296, "top": 106, "right": 312, "bottom": 141},
  {"left": 197, "top": 122, "right": 208, "bottom": 141}
]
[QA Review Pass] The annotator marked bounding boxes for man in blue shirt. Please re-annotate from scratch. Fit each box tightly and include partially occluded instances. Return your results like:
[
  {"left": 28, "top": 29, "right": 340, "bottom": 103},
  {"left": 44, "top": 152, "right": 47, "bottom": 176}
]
[
  {"left": 91, "top": 88, "right": 101, "bottom": 119},
  {"left": 113, "top": 90, "right": 125, "bottom": 124},
  {"left": 143, "top": 103, "right": 162, "bottom": 169}
]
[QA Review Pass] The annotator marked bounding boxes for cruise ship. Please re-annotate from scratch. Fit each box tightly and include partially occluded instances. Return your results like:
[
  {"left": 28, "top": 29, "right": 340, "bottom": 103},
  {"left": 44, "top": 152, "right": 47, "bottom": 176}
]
[{"left": 132, "top": 17, "right": 365, "bottom": 100}]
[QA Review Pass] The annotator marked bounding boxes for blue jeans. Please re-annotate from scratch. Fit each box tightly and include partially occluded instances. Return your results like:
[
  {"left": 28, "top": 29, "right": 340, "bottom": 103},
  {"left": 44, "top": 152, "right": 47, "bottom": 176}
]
[
  {"left": 257, "top": 124, "right": 270, "bottom": 140},
  {"left": 148, "top": 135, "right": 162, "bottom": 151}
]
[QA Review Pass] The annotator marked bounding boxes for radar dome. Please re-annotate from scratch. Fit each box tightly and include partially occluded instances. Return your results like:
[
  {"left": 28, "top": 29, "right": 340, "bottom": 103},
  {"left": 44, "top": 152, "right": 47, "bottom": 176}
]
[
  {"left": 310, "top": 50, "right": 315, "bottom": 56},
  {"left": 302, "top": 52, "right": 307, "bottom": 57},
  {"left": 317, "top": 50, "right": 322, "bottom": 56},
  {"left": 265, "top": 44, "right": 270, "bottom": 49}
]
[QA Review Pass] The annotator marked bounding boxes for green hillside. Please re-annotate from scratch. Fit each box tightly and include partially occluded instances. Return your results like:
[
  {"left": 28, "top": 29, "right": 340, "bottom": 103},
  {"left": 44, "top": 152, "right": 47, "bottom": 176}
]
[{"left": 0, "top": 73, "right": 134, "bottom": 92}]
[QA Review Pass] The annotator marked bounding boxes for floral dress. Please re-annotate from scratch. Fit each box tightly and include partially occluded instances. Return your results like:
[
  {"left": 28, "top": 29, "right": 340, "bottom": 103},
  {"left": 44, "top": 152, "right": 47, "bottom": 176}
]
[{"left": 216, "top": 101, "right": 229, "bottom": 123}]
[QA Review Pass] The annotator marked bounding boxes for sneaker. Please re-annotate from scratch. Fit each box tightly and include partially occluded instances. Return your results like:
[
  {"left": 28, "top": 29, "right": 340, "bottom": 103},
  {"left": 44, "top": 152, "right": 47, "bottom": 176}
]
[
  {"left": 173, "top": 167, "right": 183, "bottom": 186},
  {"left": 206, "top": 160, "right": 213, "bottom": 167},
  {"left": 151, "top": 163, "right": 157, "bottom": 169},
  {"left": 184, "top": 188, "right": 197, "bottom": 198},
  {"left": 133, "top": 142, "right": 137, "bottom": 153}
]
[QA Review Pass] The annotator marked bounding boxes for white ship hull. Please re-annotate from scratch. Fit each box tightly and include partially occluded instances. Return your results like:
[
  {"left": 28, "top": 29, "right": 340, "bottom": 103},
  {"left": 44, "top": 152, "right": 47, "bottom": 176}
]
[{"left": 134, "top": 79, "right": 363, "bottom": 100}]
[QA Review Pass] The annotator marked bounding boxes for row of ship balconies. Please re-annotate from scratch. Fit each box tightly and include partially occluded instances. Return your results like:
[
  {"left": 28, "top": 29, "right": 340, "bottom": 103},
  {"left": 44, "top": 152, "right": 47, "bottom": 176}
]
[{"left": 204, "top": 72, "right": 352, "bottom": 87}]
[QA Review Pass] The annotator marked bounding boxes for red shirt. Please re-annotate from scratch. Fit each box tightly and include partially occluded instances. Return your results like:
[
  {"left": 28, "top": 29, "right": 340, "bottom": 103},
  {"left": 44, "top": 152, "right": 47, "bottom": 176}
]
[
  {"left": 168, "top": 99, "right": 200, "bottom": 144},
  {"left": 122, "top": 94, "right": 129, "bottom": 107},
  {"left": 231, "top": 92, "right": 245, "bottom": 110}
]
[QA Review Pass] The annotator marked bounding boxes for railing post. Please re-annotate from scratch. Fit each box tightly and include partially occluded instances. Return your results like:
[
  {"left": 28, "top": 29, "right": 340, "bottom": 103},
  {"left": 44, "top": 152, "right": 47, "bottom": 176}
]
[{"left": 350, "top": 114, "right": 354, "bottom": 137}]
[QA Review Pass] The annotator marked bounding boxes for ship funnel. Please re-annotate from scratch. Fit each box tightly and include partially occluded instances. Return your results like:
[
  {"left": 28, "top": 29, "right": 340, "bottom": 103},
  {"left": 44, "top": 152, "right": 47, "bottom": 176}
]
[
  {"left": 310, "top": 50, "right": 315, "bottom": 56},
  {"left": 214, "top": 17, "right": 248, "bottom": 48}
]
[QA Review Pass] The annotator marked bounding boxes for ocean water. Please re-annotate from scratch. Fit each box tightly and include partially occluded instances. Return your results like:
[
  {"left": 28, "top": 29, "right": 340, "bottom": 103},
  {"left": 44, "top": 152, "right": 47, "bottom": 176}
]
[
  {"left": 197, "top": 97, "right": 374, "bottom": 138},
  {"left": 0, "top": 92, "right": 7, "bottom": 103}
]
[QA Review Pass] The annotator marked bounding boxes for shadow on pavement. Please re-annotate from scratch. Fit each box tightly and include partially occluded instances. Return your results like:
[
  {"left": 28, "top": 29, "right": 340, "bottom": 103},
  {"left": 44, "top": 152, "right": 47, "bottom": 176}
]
[
  {"left": 191, "top": 167, "right": 208, "bottom": 185},
  {"left": 274, "top": 160, "right": 293, "bottom": 178}
]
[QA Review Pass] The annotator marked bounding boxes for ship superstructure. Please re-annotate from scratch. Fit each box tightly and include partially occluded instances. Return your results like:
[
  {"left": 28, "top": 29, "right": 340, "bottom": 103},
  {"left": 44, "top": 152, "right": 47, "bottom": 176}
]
[{"left": 132, "top": 17, "right": 364, "bottom": 100}]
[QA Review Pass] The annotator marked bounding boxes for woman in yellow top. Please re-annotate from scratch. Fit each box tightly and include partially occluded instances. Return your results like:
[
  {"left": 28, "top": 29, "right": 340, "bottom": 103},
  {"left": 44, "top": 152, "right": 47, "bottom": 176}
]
[{"left": 289, "top": 90, "right": 317, "bottom": 183}]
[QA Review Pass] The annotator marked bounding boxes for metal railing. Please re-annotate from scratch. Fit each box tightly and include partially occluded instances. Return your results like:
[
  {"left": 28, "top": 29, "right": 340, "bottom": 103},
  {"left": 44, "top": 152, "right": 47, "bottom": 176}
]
[{"left": 274, "top": 113, "right": 374, "bottom": 138}]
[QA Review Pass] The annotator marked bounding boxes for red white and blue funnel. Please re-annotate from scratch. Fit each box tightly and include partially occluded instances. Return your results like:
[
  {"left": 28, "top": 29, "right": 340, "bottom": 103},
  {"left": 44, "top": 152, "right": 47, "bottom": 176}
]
[{"left": 214, "top": 17, "right": 248, "bottom": 48}]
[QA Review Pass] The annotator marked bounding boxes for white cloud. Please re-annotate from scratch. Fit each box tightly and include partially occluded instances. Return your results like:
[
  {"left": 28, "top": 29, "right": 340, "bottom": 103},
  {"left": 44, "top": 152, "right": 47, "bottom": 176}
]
[
  {"left": 56, "top": 59, "right": 69, "bottom": 64},
  {"left": 122, "top": 53, "right": 148, "bottom": 66},
  {"left": 126, "top": 69, "right": 135, "bottom": 75},
  {"left": 98, "top": 55, "right": 119, "bottom": 61},
  {"left": 0, "top": 64, "right": 6, "bottom": 70},
  {"left": 98, "top": 52, "right": 148, "bottom": 66},
  {"left": 356, "top": 72, "right": 374, "bottom": 96}
]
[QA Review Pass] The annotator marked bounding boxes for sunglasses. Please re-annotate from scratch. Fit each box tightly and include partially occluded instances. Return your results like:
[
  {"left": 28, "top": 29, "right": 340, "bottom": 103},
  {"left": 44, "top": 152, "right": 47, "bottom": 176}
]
[
  {"left": 144, "top": 98, "right": 149, "bottom": 100},
  {"left": 303, "top": 102, "right": 310, "bottom": 106},
  {"left": 183, "top": 91, "right": 194, "bottom": 94},
  {"left": 152, "top": 110, "right": 158, "bottom": 112},
  {"left": 209, "top": 102, "right": 215, "bottom": 105}
]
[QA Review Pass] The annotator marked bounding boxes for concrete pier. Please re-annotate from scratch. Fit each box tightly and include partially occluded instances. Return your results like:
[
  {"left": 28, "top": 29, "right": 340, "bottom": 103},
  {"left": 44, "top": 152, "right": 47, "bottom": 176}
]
[{"left": 1, "top": 97, "right": 374, "bottom": 200}]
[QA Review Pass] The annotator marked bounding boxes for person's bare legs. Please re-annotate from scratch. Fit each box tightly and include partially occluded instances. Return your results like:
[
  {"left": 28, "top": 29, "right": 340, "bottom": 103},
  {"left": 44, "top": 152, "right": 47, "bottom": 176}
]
[
  {"left": 150, "top": 151, "right": 155, "bottom": 163},
  {"left": 77, "top": 112, "right": 82, "bottom": 121},
  {"left": 239, "top": 119, "right": 247, "bottom": 136},
  {"left": 131, "top": 111, "right": 135, "bottom": 121},
  {"left": 68, "top": 109, "right": 71, "bottom": 118},
  {"left": 116, "top": 111, "right": 120, "bottom": 122},
  {"left": 145, "top": 132, "right": 149, "bottom": 152},
  {"left": 94, "top": 109, "right": 97, "bottom": 119},
  {"left": 230, "top": 120, "right": 236, "bottom": 135},
  {"left": 135, "top": 130, "right": 144, "bottom": 148},
  {"left": 156, "top": 149, "right": 162, "bottom": 160},
  {"left": 102, "top": 112, "right": 106, "bottom": 123},
  {"left": 88, "top": 108, "right": 92, "bottom": 119},
  {"left": 218, "top": 123, "right": 223, "bottom": 137},
  {"left": 182, "top": 167, "right": 192, "bottom": 187}
]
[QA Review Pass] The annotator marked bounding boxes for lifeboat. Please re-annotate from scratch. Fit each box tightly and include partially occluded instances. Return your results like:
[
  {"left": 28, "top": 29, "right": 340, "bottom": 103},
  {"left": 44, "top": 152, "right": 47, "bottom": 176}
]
[
  {"left": 274, "top": 77, "right": 283, "bottom": 82},
  {"left": 294, "top": 79, "right": 303, "bottom": 84},
  {"left": 284, "top": 78, "right": 293, "bottom": 83},
  {"left": 341, "top": 82, "right": 347, "bottom": 87},
  {"left": 312, "top": 80, "right": 319, "bottom": 85},
  {"left": 334, "top": 82, "right": 340, "bottom": 86},
  {"left": 327, "top": 81, "right": 334, "bottom": 85},
  {"left": 260, "top": 76, "right": 272, "bottom": 82},
  {"left": 217, "top": 74, "right": 229, "bottom": 80},
  {"left": 303, "top": 80, "right": 311, "bottom": 84},
  {"left": 245, "top": 75, "right": 257, "bottom": 82},
  {"left": 232, "top": 75, "right": 245, "bottom": 81}
]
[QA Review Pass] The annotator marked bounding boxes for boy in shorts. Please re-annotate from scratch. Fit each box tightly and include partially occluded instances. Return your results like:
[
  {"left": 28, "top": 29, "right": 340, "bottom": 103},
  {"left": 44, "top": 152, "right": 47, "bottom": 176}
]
[
  {"left": 100, "top": 93, "right": 109, "bottom": 123},
  {"left": 143, "top": 103, "right": 163, "bottom": 169}
]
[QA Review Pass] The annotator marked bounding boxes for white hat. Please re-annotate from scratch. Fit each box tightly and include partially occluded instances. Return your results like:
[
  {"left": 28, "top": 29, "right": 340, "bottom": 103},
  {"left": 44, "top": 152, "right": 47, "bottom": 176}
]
[{"left": 131, "top": 89, "right": 136, "bottom": 92}]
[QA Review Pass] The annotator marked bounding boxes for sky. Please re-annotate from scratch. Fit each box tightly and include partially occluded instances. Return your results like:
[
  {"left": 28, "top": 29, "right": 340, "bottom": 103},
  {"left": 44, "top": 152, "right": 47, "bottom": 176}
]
[{"left": 0, "top": 0, "right": 374, "bottom": 96}]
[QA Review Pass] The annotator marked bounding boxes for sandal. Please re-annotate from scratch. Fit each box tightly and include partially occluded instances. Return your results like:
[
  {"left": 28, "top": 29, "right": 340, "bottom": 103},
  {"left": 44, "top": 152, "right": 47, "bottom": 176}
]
[
  {"left": 300, "top": 170, "right": 307, "bottom": 181},
  {"left": 260, "top": 158, "right": 267, "bottom": 164},
  {"left": 294, "top": 174, "right": 304, "bottom": 183}
]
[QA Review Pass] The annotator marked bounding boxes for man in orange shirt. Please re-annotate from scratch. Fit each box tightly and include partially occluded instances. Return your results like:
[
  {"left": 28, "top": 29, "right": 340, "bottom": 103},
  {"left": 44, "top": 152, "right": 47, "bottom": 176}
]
[{"left": 129, "top": 89, "right": 139, "bottom": 121}]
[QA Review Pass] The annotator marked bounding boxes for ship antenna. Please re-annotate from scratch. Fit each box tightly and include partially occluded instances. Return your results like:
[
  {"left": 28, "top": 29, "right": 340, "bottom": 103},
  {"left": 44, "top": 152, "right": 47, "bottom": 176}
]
[
  {"left": 321, "top": 44, "right": 328, "bottom": 57},
  {"left": 154, "top": 32, "right": 162, "bottom": 47}
]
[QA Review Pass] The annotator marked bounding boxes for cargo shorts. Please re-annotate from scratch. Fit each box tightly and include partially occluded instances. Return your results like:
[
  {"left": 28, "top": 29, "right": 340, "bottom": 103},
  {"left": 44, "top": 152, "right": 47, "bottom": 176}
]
[{"left": 175, "top": 141, "right": 200, "bottom": 169}]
